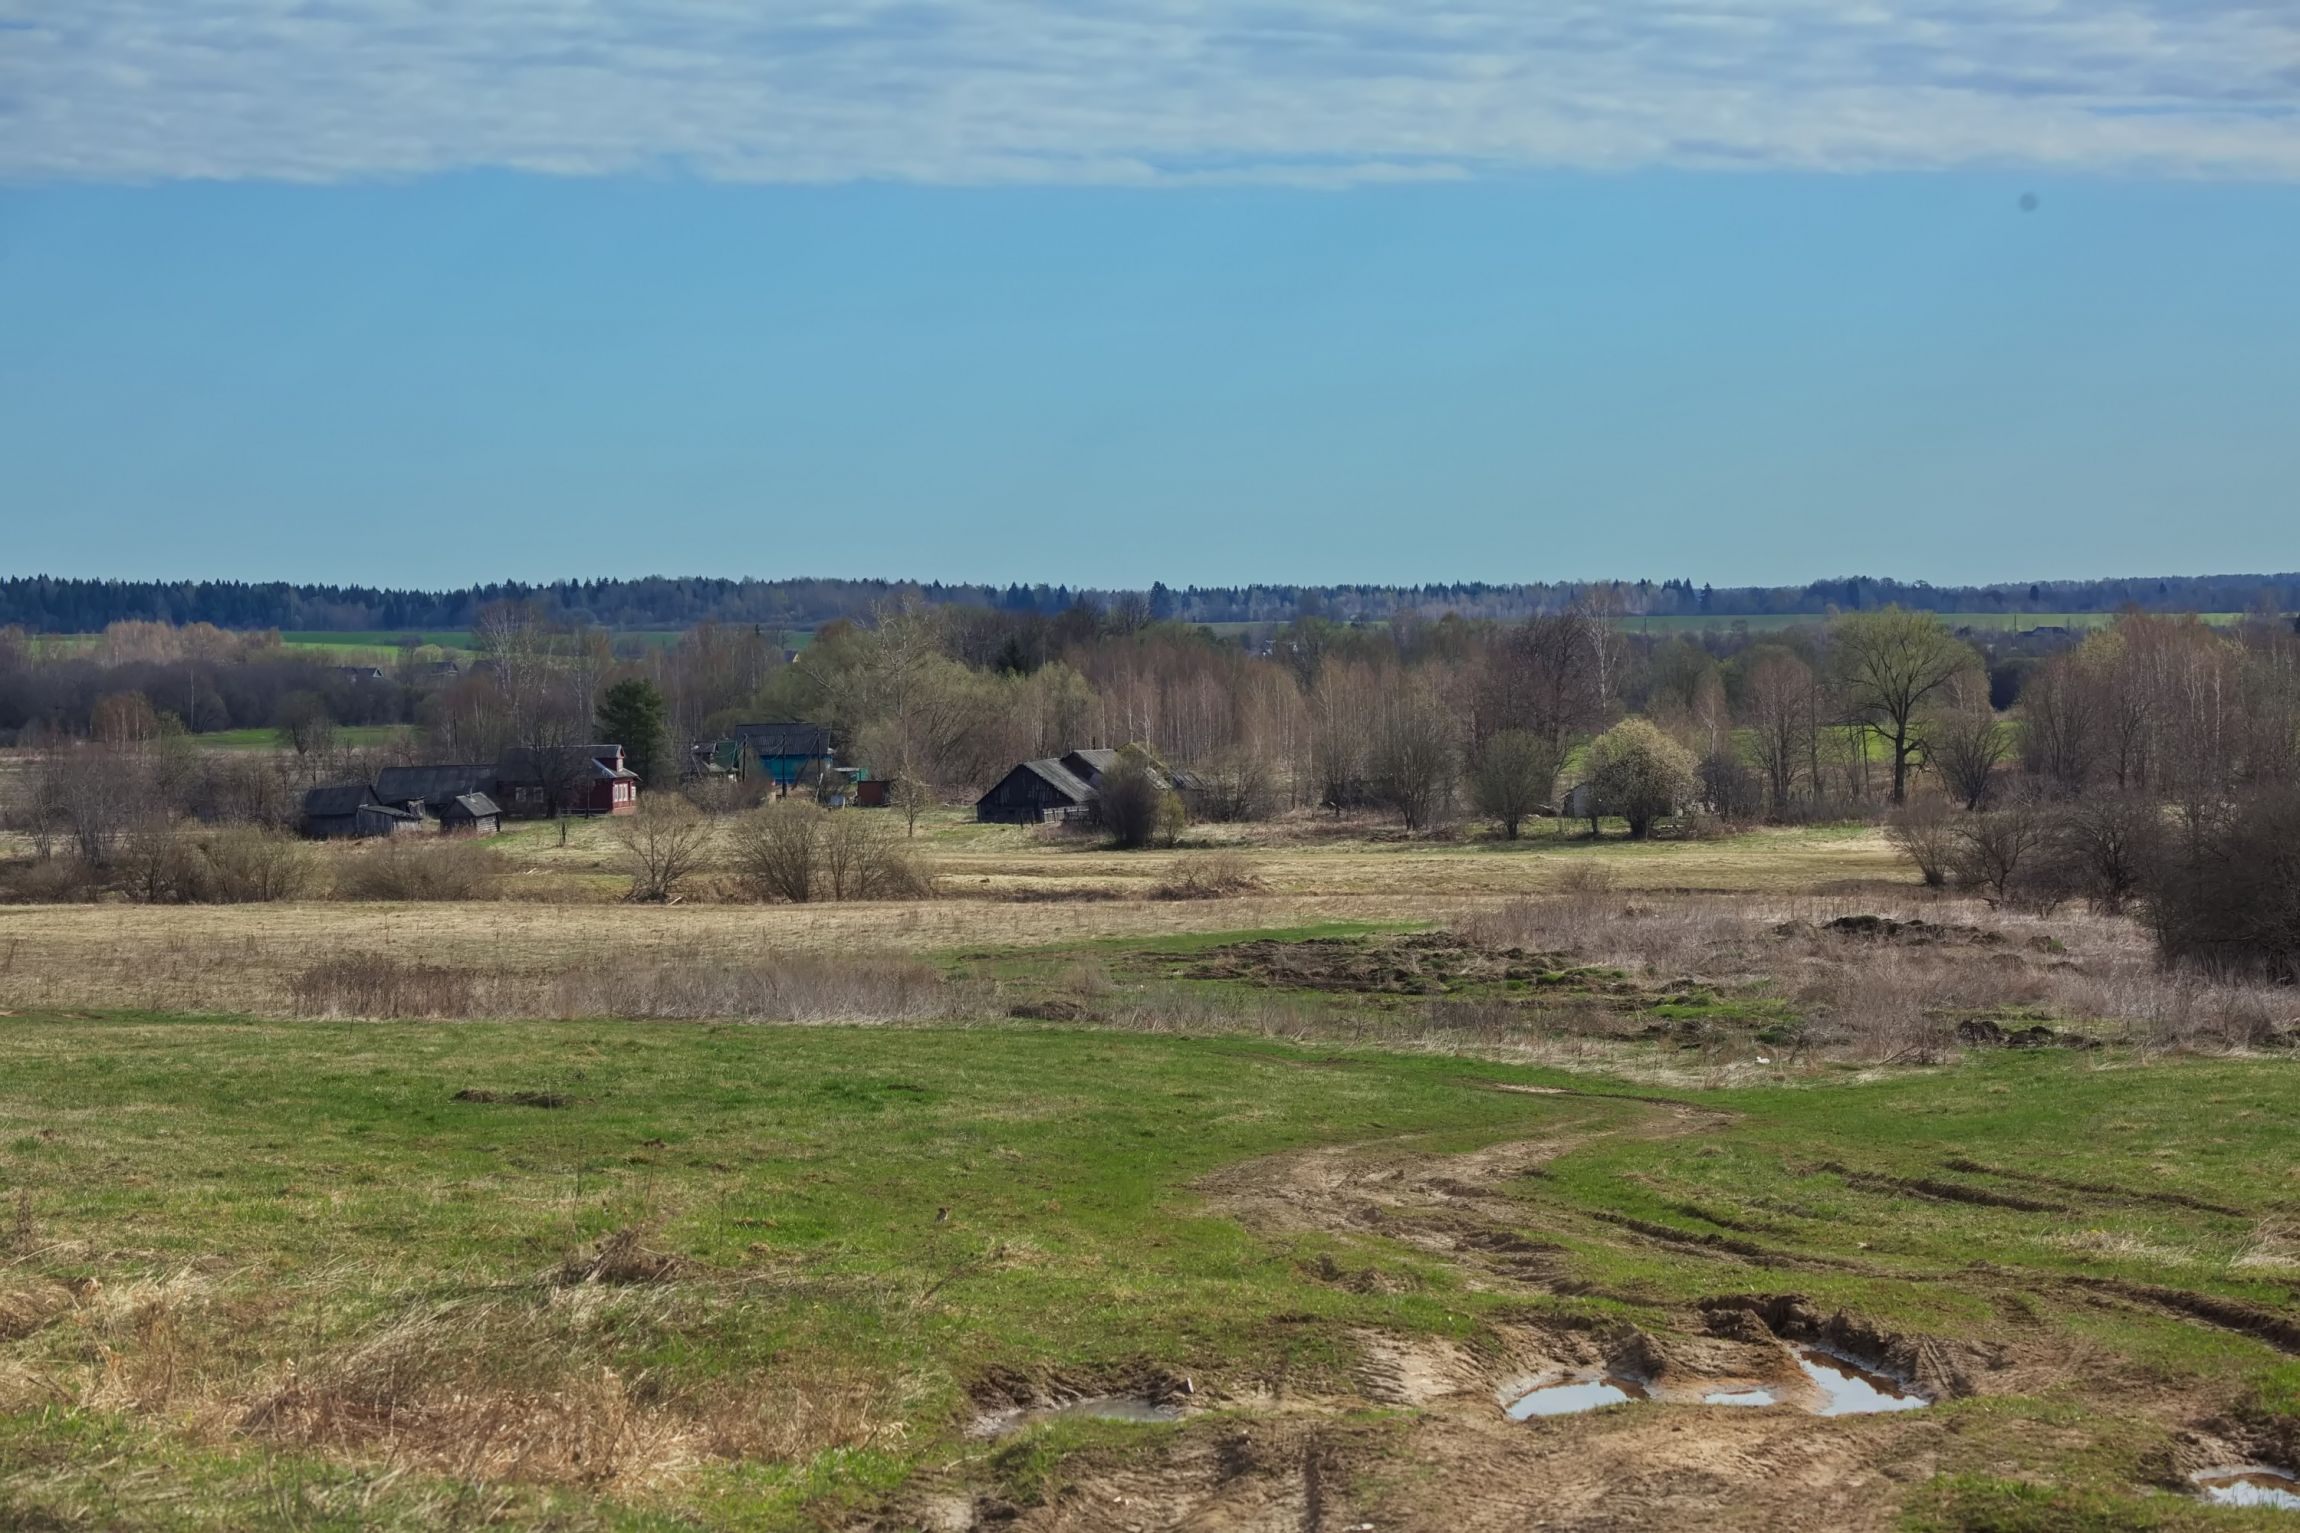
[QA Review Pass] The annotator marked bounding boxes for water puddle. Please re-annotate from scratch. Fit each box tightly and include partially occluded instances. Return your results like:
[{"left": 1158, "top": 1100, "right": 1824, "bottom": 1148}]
[
  {"left": 971, "top": 1394, "right": 1181, "bottom": 1438},
  {"left": 1503, "top": 1375, "right": 1648, "bottom": 1419},
  {"left": 1700, "top": 1386, "right": 1780, "bottom": 1407},
  {"left": 2194, "top": 1467, "right": 2300, "bottom": 1511},
  {"left": 1793, "top": 1344, "right": 1928, "bottom": 1415}
]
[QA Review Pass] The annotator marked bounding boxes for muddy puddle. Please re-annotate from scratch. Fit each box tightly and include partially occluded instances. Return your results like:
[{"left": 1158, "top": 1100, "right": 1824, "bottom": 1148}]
[
  {"left": 1502, "top": 1375, "right": 1649, "bottom": 1419},
  {"left": 1502, "top": 1345, "right": 1927, "bottom": 1423},
  {"left": 2193, "top": 1467, "right": 2300, "bottom": 1511},
  {"left": 1792, "top": 1344, "right": 1929, "bottom": 1415},
  {"left": 970, "top": 1394, "right": 1182, "bottom": 1439}
]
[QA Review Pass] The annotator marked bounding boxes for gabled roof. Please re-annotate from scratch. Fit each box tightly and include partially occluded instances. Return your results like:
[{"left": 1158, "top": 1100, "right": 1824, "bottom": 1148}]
[
  {"left": 731, "top": 721, "right": 832, "bottom": 758},
  {"left": 1017, "top": 757, "right": 1096, "bottom": 804},
  {"left": 302, "top": 783, "right": 377, "bottom": 817},
  {"left": 1059, "top": 747, "right": 1120, "bottom": 779},
  {"left": 442, "top": 792, "right": 501, "bottom": 820},
  {"left": 374, "top": 764, "right": 495, "bottom": 806},
  {"left": 496, "top": 745, "right": 623, "bottom": 784}
]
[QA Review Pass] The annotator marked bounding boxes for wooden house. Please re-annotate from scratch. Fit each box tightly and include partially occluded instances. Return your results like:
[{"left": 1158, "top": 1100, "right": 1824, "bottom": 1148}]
[
  {"left": 494, "top": 744, "right": 641, "bottom": 818},
  {"left": 976, "top": 758, "right": 1097, "bottom": 824},
  {"left": 724, "top": 722, "right": 836, "bottom": 790}
]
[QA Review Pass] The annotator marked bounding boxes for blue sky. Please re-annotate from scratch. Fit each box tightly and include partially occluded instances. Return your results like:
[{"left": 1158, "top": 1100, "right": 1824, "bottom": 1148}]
[{"left": 3, "top": 2, "right": 2298, "bottom": 590}]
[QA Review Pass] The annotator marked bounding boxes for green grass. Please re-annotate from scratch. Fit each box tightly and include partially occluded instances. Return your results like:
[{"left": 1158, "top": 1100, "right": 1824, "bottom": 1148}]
[{"left": 1, "top": 1005, "right": 2292, "bottom": 1529}]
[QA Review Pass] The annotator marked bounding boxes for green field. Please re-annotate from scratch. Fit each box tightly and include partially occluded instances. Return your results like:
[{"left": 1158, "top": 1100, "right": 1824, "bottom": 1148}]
[
  {"left": 193, "top": 723, "right": 414, "bottom": 751},
  {"left": 2, "top": 929, "right": 2293, "bottom": 1530}
]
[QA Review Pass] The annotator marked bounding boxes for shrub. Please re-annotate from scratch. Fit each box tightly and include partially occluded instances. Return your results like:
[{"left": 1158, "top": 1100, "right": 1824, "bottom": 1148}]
[
  {"left": 1150, "top": 852, "right": 1267, "bottom": 900},
  {"left": 729, "top": 801, "right": 932, "bottom": 903},
  {"left": 1949, "top": 798, "right": 2066, "bottom": 911},
  {"left": 612, "top": 798, "right": 714, "bottom": 902},
  {"left": 1886, "top": 796, "right": 1957, "bottom": 887},
  {"left": 1584, "top": 719, "right": 1697, "bottom": 839},
  {"left": 194, "top": 826, "right": 315, "bottom": 902},
  {"left": 2054, "top": 794, "right": 2163, "bottom": 916},
  {"left": 333, "top": 838, "right": 500, "bottom": 901},
  {"left": 2142, "top": 790, "right": 2300, "bottom": 983},
  {"left": 1098, "top": 748, "right": 1184, "bottom": 850}
]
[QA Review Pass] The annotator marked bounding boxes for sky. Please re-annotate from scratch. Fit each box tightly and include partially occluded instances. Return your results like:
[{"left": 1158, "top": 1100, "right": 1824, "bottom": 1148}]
[{"left": 2, "top": 2, "right": 2298, "bottom": 592}]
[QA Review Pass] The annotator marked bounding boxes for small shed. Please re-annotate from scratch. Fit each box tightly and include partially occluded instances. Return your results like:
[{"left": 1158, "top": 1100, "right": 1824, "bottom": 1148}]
[
  {"left": 976, "top": 758, "right": 1097, "bottom": 824},
  {"left": 1560, "top": 782, "right": 1601, "bottom": 825},
  {"left": 438, "top": 792, "right": 502, "bottom": 837}
]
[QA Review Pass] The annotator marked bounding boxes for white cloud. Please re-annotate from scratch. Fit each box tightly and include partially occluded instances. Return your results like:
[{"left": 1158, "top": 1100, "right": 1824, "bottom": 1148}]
[{"left": 3, "top": 0, "right": 2297, "bottom": 185}]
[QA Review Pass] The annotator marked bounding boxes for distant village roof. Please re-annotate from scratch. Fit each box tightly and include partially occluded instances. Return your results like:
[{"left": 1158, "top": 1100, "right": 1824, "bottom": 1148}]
[
  {"left": 374, "top": 764, "right": 495, "bottom": 806},
  {"left": 731, "top": 722, "right": 833, "bottom": 759},
  {"left": 302, "top": 783, "right": 377, "bottom": 818},
  {"left": 497, "top": 745, "right": 636, "bottom": 784},
  {"left": 442, "top": 792, "right": 501, "bottom": 822},
  {"left": 1017, "top": 757, "right": 1096, "bottom": 804}
]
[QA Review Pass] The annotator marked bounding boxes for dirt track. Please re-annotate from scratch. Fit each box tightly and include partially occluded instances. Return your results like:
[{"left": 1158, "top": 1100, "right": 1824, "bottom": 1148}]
[{"left": 897, "top": 1092, "right": 2259, "bottom": 1532}]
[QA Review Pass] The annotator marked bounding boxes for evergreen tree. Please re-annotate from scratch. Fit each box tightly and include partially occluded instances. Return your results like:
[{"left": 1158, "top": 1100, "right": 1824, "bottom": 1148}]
[{"left": 596, "top": 678, "right": 670, "bottom": 787}]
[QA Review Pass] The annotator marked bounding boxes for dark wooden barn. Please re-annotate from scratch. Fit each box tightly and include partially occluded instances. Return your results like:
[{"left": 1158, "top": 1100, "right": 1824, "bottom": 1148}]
[{"left": 975, "top": 758, "right": 1097, "bottom": 824}]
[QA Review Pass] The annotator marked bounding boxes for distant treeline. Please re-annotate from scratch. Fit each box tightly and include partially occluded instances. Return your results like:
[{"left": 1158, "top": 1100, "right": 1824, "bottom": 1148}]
[{"left": 3, "top": 571, "right": 2296, "bottom": 635}]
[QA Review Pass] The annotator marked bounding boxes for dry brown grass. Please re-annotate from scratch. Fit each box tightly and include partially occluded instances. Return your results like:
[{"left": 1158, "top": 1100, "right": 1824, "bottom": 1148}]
[
  {"left": 0, "top": 1262, "right": 905, "bottom": 1495},
  {"left": 285, "top": 949, "right": 978, "bottom": 1023},
  {"left": 1457, "top": 892, "right": 2298, "bottom": 1056}
]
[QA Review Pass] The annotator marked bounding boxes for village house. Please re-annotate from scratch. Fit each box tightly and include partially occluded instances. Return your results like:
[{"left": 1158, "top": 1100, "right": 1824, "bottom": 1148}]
[
  {"left": 720, "top": 722, "right": 836, "bottom": 791},
  {"left": 493, "top": 743, "right": 641, "bottom": 818}
]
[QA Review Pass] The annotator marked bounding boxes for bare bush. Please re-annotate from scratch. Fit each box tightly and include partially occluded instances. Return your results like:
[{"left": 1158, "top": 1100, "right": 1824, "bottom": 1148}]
[
  {"left": 1950, "top": 799, "right": 2058, "bottom": 908},
  {"left": 2144, "top": 790, "right": 2300, "bottom": 984},
  {"left": 1149, "top": 852, "right": 1267, "bottom": 900},
  {"left": 2055, "top": 795, "right": 2163, "bottom": 916},
  {"left": 729, "top": 801, "right": 933, "bottom": 902},
  {"left": 193, "top": 826, "right": 315, "bottom": 902},
  {"left": 333, "top": 838, "right": 501, "bottom": 901},
  {"left": 1886, "top": 796, "right": 1957, "bottom": 887},
  {"left": 612, "top": 799, "right": 714, "bottom": 902}
]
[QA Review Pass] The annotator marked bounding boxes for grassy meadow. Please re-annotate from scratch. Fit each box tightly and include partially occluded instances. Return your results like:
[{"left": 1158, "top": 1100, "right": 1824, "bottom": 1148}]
[{"left": 1, "top": 810, "right": 2295, "bottom": 1530}]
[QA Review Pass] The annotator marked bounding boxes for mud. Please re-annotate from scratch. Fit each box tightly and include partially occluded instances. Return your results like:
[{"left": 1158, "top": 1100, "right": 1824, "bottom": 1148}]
[
  {"left": 921, "top": 1099, "right": 2258, "bottom": 1531},
  {"left": 970, "top": 1393, "right": 1184, "bottom": 1439}
]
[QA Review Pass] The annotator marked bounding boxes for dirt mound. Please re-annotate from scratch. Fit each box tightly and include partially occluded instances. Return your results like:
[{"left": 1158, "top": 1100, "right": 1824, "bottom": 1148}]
[
  {"left": 452, "top": 1087, "right": 572, "bottom": 1108},
  {"left": 1186, "top": 933, "right": 1595, "bottom": 996},
  {"left": 1953, "top": 1018, "right": 2093, "bottom": 1049},
  {"left": 1785, "top": 915, "right": 2005, "bottom": 946}
]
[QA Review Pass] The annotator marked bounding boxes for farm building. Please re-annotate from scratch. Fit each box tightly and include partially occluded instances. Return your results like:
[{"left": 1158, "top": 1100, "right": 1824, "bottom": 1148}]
[
  {"left": 494, "top": 744, "right": 641, "bottom": 818},
  {"left": 1559, "top": 782, "right": 1601, "bottom": 824},
  {"left": 374, "top": 764, "right": 495, "bottom": 817},
  {"left": 721, "top": 722, "right": 836, "bottom": 790},
  {"left": 976, "top": 758, "right": 1097, "bottom": 824},
  {"left": 300, "top": 784, "right": 422, "bottom": 840},
  {"left": 437, "top": 793, "right": 502, "bottom": 836}
]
